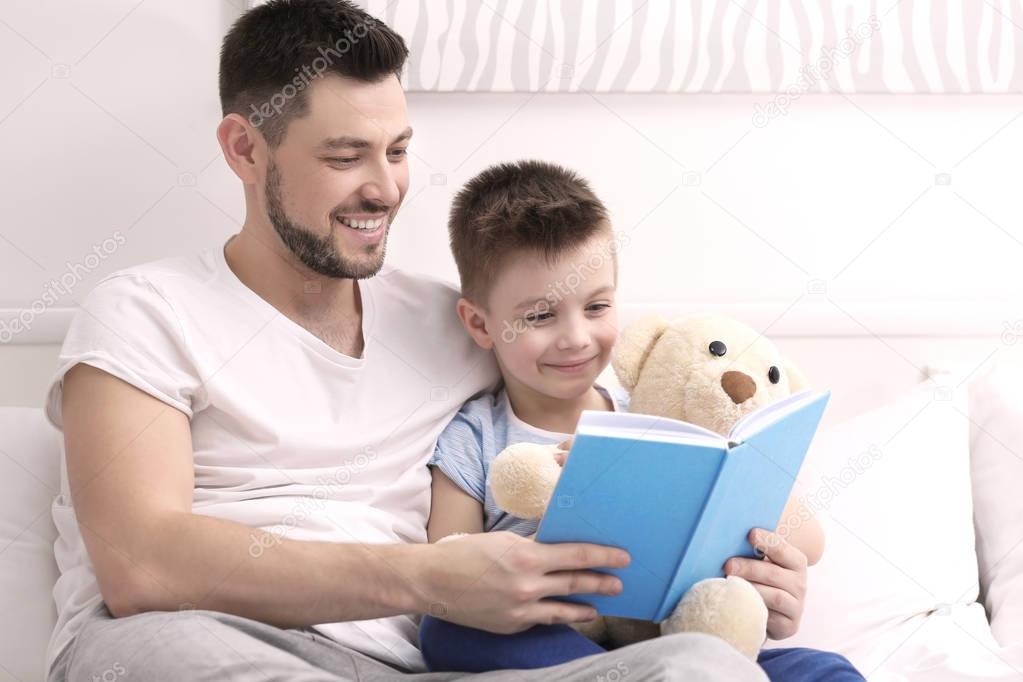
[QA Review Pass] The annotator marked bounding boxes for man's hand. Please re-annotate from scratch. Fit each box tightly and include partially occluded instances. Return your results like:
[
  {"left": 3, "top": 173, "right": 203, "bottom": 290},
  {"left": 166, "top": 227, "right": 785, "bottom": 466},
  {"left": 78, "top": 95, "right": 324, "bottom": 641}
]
[
  {"left": 417, "top": 530, "right": 628, "bottom": 634},
  {"left": 724, "top": 528, "right": 808, "bottom": 640}
]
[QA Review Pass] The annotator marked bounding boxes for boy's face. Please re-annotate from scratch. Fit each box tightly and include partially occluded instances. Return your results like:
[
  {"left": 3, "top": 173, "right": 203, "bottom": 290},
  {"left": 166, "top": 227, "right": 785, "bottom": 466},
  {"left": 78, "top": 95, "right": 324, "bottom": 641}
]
[{"left": 465, "top": 230, "right": 619, "bottom": 402}]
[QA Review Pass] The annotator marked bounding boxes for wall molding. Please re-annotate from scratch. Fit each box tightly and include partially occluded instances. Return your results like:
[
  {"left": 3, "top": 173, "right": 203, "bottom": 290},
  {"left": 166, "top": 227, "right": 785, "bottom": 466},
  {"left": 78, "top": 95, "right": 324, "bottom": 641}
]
[
  {"left": 617, "top": 301, "right": 1013, "bottom": 339},
  {"left": 1, "top": 302, "right": 1012, "bottom": 346},
  {"left": 0, "top": 308, "right": 77, "bottom": 346}
]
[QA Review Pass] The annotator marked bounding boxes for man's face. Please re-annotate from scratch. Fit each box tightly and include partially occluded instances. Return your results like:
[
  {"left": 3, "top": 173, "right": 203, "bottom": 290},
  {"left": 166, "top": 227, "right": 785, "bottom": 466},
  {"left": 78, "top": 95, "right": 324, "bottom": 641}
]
[{"left": 263, "top": 73, "right": 411, "bottom": 279}]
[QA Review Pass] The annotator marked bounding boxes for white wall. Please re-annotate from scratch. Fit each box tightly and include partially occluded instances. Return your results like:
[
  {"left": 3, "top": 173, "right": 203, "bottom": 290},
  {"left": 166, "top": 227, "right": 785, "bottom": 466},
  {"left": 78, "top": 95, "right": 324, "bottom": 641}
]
[{"left": 2, "top": 2, "right": 1021, "bottom": 409}]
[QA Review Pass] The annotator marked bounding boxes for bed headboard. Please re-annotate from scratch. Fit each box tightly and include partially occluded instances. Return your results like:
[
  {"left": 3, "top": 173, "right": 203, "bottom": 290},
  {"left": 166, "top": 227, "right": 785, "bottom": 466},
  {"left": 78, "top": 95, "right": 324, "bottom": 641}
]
[
  {"left": 600, "top": 301, "right": 1010, "bottom": 429},
  {"left": 0, "top": 300, "right": 1012, "bottom": 420}
]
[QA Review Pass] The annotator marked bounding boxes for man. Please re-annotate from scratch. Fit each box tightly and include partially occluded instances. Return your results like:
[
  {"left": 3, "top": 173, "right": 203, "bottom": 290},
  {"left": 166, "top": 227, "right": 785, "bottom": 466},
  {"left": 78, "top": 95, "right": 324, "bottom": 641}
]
[{"left": 44, "top": 1, "right": 768, "bottom": 679}]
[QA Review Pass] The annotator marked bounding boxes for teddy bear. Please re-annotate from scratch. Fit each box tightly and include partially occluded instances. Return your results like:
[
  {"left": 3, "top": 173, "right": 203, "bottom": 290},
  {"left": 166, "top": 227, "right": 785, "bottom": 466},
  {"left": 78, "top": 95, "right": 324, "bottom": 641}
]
[{"left": 487, "top": 314, "right": 808, "bottom": 659}]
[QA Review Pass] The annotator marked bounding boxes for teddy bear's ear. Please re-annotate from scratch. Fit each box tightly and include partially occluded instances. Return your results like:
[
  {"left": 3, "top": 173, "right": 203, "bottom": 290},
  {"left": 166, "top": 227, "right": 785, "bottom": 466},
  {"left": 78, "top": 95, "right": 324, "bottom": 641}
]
[
  {"left": 612, "top": 316, "right": 668, "bottom": 392},
  {"left": 783, "top": 359, "right": 808, "bottom": 392}
]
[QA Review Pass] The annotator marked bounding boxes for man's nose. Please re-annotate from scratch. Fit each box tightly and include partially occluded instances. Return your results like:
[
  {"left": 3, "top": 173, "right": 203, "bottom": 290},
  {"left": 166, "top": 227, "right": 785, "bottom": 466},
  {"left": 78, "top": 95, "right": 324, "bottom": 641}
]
[{"left": 361, "top": 159, "right": 401, "bottom": 208}]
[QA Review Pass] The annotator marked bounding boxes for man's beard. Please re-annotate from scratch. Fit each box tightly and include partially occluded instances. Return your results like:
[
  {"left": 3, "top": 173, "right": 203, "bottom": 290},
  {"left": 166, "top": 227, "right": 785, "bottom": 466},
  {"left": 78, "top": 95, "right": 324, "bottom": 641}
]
[{"left": 265, "top": 159, "right": 388, "bottom": 279}]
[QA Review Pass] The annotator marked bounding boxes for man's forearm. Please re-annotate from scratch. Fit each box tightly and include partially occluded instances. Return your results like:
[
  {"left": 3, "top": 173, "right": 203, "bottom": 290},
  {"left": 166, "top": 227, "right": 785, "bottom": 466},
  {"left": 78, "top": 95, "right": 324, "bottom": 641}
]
[{"left": 116, "top": 510, "right": 431, "bottom": 626}]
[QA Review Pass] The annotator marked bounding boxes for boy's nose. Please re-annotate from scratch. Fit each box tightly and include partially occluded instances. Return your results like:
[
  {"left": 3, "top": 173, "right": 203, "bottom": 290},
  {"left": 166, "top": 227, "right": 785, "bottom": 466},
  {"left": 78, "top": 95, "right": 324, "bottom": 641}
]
[{"left": 556, "top": 324, "right": 591, "bottom": 350}]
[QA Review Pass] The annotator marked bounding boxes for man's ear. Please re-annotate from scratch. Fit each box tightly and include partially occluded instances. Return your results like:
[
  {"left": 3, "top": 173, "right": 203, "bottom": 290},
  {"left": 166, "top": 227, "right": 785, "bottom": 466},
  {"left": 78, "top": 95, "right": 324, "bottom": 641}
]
[
  {"left": 217, "top": 113, "right": 264, "bottom": 185},
  {"left": 612, "top": 316, "right": 668, "bottom": 391},
  {"left": 456, "top": 297, "right": 494, "bottom": 350},
  {"left": 783, "top": 359, "right": 808, "bottom": 392}
]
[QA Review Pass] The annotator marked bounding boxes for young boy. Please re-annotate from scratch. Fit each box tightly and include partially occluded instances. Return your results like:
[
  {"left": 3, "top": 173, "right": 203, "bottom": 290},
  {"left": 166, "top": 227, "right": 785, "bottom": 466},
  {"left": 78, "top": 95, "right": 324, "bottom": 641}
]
[{"left": 419, "top": 160, "right": 863, "bottom": 681}]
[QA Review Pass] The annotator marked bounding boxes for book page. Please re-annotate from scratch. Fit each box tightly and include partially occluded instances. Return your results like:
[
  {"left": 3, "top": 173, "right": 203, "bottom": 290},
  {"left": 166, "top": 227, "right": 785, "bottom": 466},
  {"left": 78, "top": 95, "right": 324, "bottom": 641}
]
[
  {"left": 729, "top": 389, "right": 821, "bottom": 442},
  {"left": 578, "top": 410, "right": 725, "bottom": 448}
]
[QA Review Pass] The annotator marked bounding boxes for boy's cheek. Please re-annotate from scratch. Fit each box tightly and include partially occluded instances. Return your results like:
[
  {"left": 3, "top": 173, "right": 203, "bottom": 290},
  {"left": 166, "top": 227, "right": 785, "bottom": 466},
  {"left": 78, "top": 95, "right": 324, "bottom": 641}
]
[
  {"left": 595, "top": 323, "right": 620, "bottom": 353},
  {"left": 496, "top": 332, "right": 546, "bottom": 371},
  {"left": 517, "top": 337, "right": 551, "bottom": 368}
]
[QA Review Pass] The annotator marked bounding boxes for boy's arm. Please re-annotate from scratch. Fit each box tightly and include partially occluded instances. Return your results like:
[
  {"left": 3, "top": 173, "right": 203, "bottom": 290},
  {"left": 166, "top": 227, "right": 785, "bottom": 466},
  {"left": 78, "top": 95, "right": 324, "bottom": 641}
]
[
  {"left": 427, "top": 468, "right": 485, "bottom": 542},
  {"left": 719, "top": 491, "right": 823, "bottom": 641},
  {"left": 776, "top": 494, "right": 824, "bottom": 566}
]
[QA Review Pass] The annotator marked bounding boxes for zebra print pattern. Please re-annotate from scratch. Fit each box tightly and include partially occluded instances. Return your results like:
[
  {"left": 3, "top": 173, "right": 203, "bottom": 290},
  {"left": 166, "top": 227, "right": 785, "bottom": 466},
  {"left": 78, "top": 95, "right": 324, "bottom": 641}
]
[{"left": 346, "top": 0, "right": 1023, "bottom": 93}]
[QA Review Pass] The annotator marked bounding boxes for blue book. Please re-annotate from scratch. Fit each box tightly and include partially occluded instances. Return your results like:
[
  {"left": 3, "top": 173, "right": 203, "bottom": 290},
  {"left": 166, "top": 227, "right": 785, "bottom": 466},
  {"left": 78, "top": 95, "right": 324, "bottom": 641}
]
[{"left": 535, "top": 388, "right": 830, "bottom": 622}]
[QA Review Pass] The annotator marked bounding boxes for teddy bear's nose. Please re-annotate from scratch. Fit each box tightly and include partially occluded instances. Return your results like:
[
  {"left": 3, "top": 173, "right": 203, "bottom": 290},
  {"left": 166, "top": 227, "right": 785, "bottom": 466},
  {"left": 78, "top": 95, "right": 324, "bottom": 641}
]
[{"left": 721, "top": 371, "right": 756, "bottom": 404}]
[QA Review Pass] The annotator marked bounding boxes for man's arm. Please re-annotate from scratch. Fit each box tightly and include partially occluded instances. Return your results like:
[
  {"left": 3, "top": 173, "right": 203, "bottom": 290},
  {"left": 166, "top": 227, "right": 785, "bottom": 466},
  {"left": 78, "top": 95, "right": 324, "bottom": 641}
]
[
  {"left": 64, "top": 363, "right": 628, "bottom": 633},
  {"left": 426, "top": 469, "right": 484, "bottom": 542}
]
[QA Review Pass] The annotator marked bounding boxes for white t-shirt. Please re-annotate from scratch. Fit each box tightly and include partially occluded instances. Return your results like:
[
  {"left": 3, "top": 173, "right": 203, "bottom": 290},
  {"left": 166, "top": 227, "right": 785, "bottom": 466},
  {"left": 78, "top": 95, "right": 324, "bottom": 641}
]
[{"left": 42, "top": 240, "right": 497, "bottom": 674}]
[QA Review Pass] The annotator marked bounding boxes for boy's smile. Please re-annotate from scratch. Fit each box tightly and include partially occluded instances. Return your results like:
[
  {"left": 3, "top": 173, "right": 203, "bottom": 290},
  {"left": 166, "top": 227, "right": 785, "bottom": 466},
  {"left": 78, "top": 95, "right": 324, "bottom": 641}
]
[{"left": 542, "top": 355, "right": 600, "bottom": 374}]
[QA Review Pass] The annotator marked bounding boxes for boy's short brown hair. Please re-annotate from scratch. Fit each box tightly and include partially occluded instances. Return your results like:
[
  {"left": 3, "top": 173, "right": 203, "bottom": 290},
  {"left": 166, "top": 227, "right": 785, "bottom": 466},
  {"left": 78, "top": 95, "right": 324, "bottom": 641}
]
[{"left": 448, "top": 160, "right": 611, "bottom": 306}]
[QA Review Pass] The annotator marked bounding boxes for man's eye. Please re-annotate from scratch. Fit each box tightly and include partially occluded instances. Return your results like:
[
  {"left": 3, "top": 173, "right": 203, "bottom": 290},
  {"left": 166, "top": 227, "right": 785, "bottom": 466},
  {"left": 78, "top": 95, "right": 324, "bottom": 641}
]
[
  {"left": 389, "top": 148, "right": 408, "bottom": 158},
  {"left": 328, "top": 157, "right": 358, "bottom": 165}
]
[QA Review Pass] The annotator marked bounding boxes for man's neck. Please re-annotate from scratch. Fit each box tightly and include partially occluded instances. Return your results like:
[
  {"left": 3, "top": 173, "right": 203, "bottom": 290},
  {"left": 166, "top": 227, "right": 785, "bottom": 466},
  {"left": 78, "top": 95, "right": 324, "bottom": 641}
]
[
  {"left": 224, "top": 228, "right": 364, "bottom": 356},
  {"left": 503, "top": 377, "right": 611, "bottom": 435}
]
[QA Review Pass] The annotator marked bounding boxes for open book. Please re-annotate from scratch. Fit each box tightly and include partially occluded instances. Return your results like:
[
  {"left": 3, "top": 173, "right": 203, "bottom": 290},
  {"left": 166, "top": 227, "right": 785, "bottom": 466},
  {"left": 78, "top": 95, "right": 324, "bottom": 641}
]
[{"left": 534, "top": 388, "right": 831, "bottom": 622}]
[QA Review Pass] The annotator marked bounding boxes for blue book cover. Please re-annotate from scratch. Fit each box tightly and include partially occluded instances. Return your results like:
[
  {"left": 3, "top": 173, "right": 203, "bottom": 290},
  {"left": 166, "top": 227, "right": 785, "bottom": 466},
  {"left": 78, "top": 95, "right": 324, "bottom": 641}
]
[{"left": 534, "top": 388, "right": 830, "bottom": 622}]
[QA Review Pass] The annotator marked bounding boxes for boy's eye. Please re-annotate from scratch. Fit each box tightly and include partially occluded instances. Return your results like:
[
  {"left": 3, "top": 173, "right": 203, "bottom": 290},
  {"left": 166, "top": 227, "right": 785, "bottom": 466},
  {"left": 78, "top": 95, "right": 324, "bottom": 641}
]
[
  {"left": 523, "top": 312, "right": 553, "bottom": 324},
  {"left": 586, "top": 303, "right": 612, "bottom": 313}
]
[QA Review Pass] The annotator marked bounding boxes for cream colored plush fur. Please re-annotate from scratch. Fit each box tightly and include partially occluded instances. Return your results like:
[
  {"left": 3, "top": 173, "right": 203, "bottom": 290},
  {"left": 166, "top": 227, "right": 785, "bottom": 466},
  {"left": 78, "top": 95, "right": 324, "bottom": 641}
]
[{"left": 487, "top": 315, "right": 809, "bottom": 659}]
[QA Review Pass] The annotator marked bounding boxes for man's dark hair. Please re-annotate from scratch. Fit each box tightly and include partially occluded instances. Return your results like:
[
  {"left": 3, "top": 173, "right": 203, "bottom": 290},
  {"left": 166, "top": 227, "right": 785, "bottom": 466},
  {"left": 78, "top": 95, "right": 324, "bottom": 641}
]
[
  {"left": 449, "top": 160, "right": 612, "bottom": 306},
  {"left": 219, "top": 0, "right": 408, "bottom": 148}
]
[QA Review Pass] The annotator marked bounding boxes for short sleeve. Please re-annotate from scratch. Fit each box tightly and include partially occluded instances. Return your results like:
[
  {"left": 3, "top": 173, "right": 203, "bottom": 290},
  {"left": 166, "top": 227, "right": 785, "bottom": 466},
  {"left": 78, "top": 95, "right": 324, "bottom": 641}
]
[
  {"left": 606, "top": 384, "right": 631, "bottom": 412},
  {"left": 45, "top": 272, "right": 201, "bottom": 430},
  {"left": 428, "top": 408, "right": 487, "bottom": 503}
]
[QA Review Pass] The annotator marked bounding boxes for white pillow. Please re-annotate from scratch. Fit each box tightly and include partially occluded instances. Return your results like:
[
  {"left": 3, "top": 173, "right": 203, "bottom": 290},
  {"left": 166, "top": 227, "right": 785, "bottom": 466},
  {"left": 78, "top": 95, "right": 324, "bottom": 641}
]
[
  {"left": 762, "top": 375, "right": 980, "bottom": 672},
  {"left": 0, "top": 407, "right": 61, "bottom": 681},
  {"left": 969, "top": 356, "right": 1023, "bottom": 646}
]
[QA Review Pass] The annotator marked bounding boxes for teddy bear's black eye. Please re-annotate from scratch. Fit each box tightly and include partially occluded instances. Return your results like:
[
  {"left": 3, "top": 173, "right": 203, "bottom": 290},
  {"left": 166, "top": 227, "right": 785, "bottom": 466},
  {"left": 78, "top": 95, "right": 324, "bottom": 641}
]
[
  {"left": 768, "top": 366, "right": 781, "bottom": 384},
  {"left": 708, "top": 340, "right": 727, "bottom": 357}
]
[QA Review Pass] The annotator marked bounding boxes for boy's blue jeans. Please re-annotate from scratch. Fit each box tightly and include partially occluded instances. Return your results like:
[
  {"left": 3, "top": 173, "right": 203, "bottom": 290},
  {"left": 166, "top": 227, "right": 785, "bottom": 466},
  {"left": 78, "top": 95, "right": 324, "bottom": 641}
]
[{"left": 419, "top": 615, "right": 865, "bottom": 681}]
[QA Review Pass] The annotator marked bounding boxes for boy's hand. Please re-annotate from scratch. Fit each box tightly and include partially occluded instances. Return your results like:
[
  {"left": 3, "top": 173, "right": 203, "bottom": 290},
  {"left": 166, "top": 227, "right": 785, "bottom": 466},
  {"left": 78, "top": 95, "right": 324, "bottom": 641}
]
[
  {"left": 553, "top": 438, "right": 574, "bottom": 466},
  {"left": 724, "top": 528, "right": 808, "bottom": 640}
]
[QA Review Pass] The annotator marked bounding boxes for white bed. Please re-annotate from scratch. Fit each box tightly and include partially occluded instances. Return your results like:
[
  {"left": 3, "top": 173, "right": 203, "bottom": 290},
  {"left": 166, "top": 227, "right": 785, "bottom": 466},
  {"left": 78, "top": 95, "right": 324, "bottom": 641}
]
[
  {"left": 2, "top": 302, "right": 1022, "bottom": 681},
  {"left": 597, "top": 304, "right": 1023, "bottom": 680}
]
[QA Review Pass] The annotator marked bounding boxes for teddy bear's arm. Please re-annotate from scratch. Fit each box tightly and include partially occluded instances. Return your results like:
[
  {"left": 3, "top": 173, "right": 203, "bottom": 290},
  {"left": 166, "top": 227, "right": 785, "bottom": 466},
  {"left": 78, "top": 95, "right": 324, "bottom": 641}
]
[{"left": 426, "top": 468, "right": 485, "bottom": 543}]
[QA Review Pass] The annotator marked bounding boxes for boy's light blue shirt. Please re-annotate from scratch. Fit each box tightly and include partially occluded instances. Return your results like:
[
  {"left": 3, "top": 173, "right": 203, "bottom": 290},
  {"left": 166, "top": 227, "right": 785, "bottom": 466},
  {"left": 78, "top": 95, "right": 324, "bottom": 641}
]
[{"left": 428, "top": 383, "right": 630, "bottom": 537}]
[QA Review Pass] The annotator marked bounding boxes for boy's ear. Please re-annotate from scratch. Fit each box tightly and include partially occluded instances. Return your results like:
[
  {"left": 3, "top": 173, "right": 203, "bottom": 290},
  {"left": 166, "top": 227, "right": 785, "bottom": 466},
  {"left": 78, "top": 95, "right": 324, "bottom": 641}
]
[
  {"left": 456, "top": 297, "right": 494, "bottom": 350},
  {"left": 612, "top": 315, "right": 668, "bottom": 391}
]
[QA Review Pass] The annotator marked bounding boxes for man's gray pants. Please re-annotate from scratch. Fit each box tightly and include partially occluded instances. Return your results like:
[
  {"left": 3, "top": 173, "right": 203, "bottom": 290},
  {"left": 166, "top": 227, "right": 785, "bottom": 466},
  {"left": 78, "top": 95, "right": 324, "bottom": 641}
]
[{"left": 48, "top": 603, "right": 769, "bottom": 681}]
